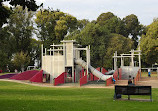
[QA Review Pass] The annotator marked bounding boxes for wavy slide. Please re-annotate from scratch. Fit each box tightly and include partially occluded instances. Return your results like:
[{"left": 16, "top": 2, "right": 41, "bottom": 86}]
[{"left": 75, "top": 58, "right": 112, "bottom": 81}]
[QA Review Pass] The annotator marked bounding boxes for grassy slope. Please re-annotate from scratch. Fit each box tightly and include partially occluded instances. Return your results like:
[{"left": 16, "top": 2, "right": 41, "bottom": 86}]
[
  {"left": 0, "top": 81, "right": 158, "bottom": 111},
  {"left": 0, "top": 72, "right": 14, "bottom": 75}
]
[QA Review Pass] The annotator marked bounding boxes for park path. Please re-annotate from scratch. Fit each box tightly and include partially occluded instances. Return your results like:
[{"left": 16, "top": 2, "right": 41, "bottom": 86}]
[
  {"left": 137, "top": 76, "right": 158, "bottom": 88},
  {"left": 0, "top": 76, "right": 158, "bottom": 88}
]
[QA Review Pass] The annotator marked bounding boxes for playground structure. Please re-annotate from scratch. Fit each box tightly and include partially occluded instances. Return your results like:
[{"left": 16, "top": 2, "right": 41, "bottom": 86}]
[
  {"left": 113, "top": 47, "right": 141, "bottom": 70},
  {"left": 42, "top": 40, "right": 113, "bottom": 85},
  {"left": 113, "top": 48, "right": 141, "bottom": 82},
  {"left": 0, "top": 40, "right": 120, "bottom": 86},
  {"left": 0, "top": 40, "right": 145, "bottom": 87}
]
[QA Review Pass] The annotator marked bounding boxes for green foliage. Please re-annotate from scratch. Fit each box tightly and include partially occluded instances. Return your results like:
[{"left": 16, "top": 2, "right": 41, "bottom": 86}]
[
  {"left": 77, "top": 19, "right": 90, "bottom": 29},
  {"left": 140, "top": 19, "right": 158, "bottom": 66},
  {"left": 0, "top": 6, "right": 11, "bottom": 27},
  {"left": 0, "top": 27, "right": 14, "bottom": 56},
  {"left": 12, "top": 51, "right": 30, "bottom": 71},
  {"left": 29, "top": 39, "right": 41, "bottom": 67},
  {"left": 0, "top": 0, "right": 41, "bottom": 27},
  {"left": 96, "top": 13, "right": 143, "bottom": 49},
  {"left": 7, "top": 6, "right": 34, "bottom": 53},
  {"left": 97, "top": 12, "right": 115, "bottom": 24},
  {"left": 123, "top": 14, "right": 142, "bottom": 48},
  {"left": 96, "top": 12, "right": 125, "bottom": 35},
  {"left": 0, "top": 51, "right": 9, "bottom": 71},
  {"left": 66, "top": 22, "right": 110, "bottom": 67},
  {"left": 0, "top": 27, "right": 14, "bottom": 71},
  {"left": 105, "top": 34, "right": 134, "bottom": 68},
  {"left": 102, "top": 16, "right": 126, "bottom": 36},
  {"left": 66, "top": 21, "right": 134, "bottom": 68},
  {"left": 35, "top": 9, "right": 78, "bottom": 47},
  {"left": 0, "top": 6, "right": 41, "bottom": 71}
]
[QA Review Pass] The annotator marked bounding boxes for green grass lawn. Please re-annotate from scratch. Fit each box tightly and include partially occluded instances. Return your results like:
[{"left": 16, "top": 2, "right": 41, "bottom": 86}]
[
  {"left": 0, "top": 81, "right": 158, "bottom": 111},
  {"left": 141, "top": 71, "right": 158, "bottom": 77},
  {"left": 0, "top": 72, "right": 15, "bottom": 75}
]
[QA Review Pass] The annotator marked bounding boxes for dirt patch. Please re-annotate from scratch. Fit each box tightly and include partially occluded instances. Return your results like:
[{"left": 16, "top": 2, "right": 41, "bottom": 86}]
[
  {"left": 137, "top": 76, "right": 158, "bottom": 88},
  {"left": 1, "top": 76, "right": 158, "bottom": 88}
]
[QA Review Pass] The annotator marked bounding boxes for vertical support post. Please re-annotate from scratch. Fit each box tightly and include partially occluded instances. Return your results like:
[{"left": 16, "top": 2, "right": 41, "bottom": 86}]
[
  {"left": 88, "top": 45, "right": 91, "bottom": 65},
  {"left": 50, "top": 48, "right": 52, "bottom": 84},
  {"left": 63, "top": 43, "right": 66, "bottom": 71},
  {"left": 121, "top": 54, "right": 123, "bottom": 67},
  {"left": 45, "top": 48, "right": 47, "bottom": 56},
  {"left": 72, "top": 41, "right": 74, "bottom": 83},
  {"left": 131, "top": 50, "right": 134, "bottom": 67},
  {"left": 58, "top": 47, "right": 59, "bottom": 82},
  {"left": 114, "top": 52, "right": 116, "bottom": 70},
  {"left": 114, "top": 51, "right": 117, "bottom": 70},
  {"left": 63, "top": 43, "right": 66, "bottom": 83},
  {"left": 51, "top": 43, "right": 54, "bottom": 84},
  {"left": 138, "top": 47, "right": 141, "bottom": 77},
  {"left": 41, "top": 44, "right": 43, "bottom": 69},
  {"left": 86, "top": 46, "right": 89, "bottom": 82}
]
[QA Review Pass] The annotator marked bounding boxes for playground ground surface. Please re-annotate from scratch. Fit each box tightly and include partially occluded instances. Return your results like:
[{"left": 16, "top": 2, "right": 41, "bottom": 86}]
[{"left": 0, "top": 72, "right": 158, "bottom": 111}]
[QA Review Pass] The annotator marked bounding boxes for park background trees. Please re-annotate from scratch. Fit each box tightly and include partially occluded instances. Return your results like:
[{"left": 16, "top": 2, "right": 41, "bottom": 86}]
[
  {"left": 35, "top": 9, "right": 78, "bottom": 47},
  {"left": 140, "top": 19, "right": 158, "bottom": 66},
  {"left": 0, "top": 0, "right": 157, "bottom": 72}
]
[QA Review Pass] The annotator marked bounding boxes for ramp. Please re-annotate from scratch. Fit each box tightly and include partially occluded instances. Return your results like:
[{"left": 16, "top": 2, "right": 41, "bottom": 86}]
[{"left": 10, "top": 70, "right": 39, "bottom": 80}]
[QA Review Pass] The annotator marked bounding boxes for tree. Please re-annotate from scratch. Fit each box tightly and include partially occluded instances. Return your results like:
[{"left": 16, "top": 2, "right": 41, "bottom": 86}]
[
  {"left": 0, "top": 0, "right": 41, "bottom": 27},
  {"left": 102, "top": 16, "right": 125, "bottom": 36},
  {"left": 66, "top": 22, "right": 110, "bottom": 67},
  {"left": 123, "top": 14, "right": 142, "bottom": 48},
  {"left": 0, "top": 5, "right": 11, "bottom": 28},
  {"left": 0, "top": 6, "right": 35, "bottom": 71},
  {"left": 97, "top": 12, "right": 126, "bottom": 37},
  {"left": 35, "top": 9, "right": 78, "bottom": 47},
  {"left": 140, "top": 19, "right": 158, "bottom": 66},
  {"left": 77, "top": 19, "right": 89, "bottom": 30},
  {"left": 12, "top": 51, "right": 30, "bottom": 72},
  {"left": 0, "top": 27, "right": 14, "bottom": 71},
  {"left": 29, "top": 39, "right": 41, "bottom": 68},
  {"left": 0, "top": 51, "right": 9, "bottom": 71},
  {"left": 66, "top": 22, "right": 134, "bottom": 68},
  {"left": 7, "top": 6, "right": 34, "bottom": 53},
  {"left": 105, "top": 34, "right": 134, "bottom": 68},
  {"left": 64, "top": 19, "right": 89, "bottom": 40},
  {"left": 97, "top": 12, "right": 115, "bottom": 25}
]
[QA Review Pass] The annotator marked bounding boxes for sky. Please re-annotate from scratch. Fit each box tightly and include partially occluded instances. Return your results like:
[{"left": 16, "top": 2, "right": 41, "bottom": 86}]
[{"left": 35, "top": 0, "right": 158, "bottom": 26}]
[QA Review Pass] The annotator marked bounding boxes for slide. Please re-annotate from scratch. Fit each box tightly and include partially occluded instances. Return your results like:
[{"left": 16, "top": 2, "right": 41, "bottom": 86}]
[{"left": 75, "top": 58, "right": 113, "bottom": 81}]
